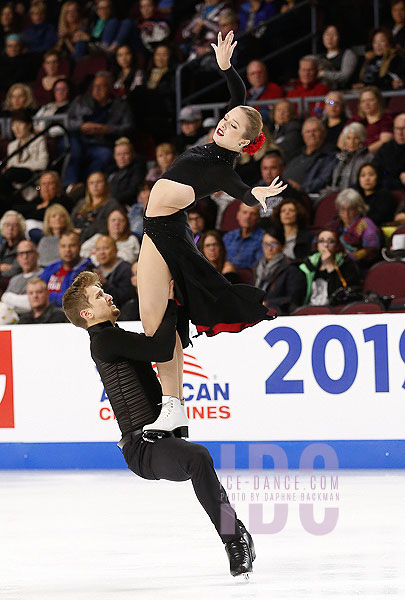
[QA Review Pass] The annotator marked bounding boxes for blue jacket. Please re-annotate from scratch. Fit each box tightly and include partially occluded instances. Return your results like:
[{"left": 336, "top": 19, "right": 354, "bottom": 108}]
[{"left": 41, "top": 258, "right": 92, "bottom": 307}]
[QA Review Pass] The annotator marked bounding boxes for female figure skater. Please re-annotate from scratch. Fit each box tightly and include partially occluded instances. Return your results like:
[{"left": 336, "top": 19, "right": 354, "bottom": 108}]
[{"left": 138, "top": 31, "right": 287, "bottom": 438}]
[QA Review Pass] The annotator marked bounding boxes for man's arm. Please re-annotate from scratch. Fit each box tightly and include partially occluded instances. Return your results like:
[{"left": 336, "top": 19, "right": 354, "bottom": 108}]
[{"left": 96, "top": 300, "right": 178, "bottom": 363}]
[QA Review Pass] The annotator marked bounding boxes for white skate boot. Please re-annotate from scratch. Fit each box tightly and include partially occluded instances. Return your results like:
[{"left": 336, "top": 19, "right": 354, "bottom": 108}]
[{"left": 142, "top": 396, "right": 189, "bottom": 441}]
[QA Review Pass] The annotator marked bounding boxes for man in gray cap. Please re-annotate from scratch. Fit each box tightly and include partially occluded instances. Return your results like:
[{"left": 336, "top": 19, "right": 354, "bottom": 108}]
[{"left": 174, "top": 106, "right": 204, "bottom": 154}]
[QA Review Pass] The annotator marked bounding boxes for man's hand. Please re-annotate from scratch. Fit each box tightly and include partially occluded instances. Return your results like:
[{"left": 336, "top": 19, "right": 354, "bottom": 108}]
[
  {"left": 168, "top": 279, "right": 175, "bottom": 300},
  {"left": 211, "top": 31, "right": 237, "bottom": 70},
  {"left": 80, "top": 122, "right": 109, "bottom": 135},
  {"left": 0, "top": 263, "right": 11, "bottom": 273},
  {"left": 399, "top": 172, "right": 405, "bottom": 186}
]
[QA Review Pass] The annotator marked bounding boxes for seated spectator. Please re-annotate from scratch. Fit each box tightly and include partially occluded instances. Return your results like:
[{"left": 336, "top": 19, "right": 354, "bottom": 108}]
[
  {"left": 2, "top": 82, "right": 36, "bottom": 117},
  {"left": 246, "top": 60, "right": 283, "bottom": 126},
  {"left": 238, "top": 1, "right": 276, "bottom": 36},
  {"left": 132, "top": 44, "right": 175, "bottom": 142},
  {"left": 18, "top": 276, "right": 67, "bottom": 324},
  {"left": 356, "top": 163, "right": 396, "bottom": 225},
  {"left": 106, "top": 137, "right": 146, "bottom": 206},
  {"left": 56, "top": 1, "right": 88, "bottom": 60},
  {"left": 323, "top": 91, "right": 348, "bottom": 150},
  {"left": 296, "top": 228, "right": 360, "bottom": 307},
  {"left": 118, "top": 260, "right": 140, "bottom": 321},
  {"left": 0, "top": 35, "right": 32, "bottom": 92},
  {"left": 66, "top": 72, "right": 134, "bottom": 184},
  {"left": 332, "top": 188, "right": 381, "bottom": 268},
  {"left": 128, "top": 180, "right": 153, "bottom": 239},
  {"left": 135, "top": 0, "right": 170, "bottom": 57},
  {"left": 71, "top": 172, "right": 121, "bottom": 242},
  {"left": 329, "top": 122, "right": 373, "bottom": 192},
  {"left": 92, "top": 235, "right": 133, "bottom": 308},
  {"left": 32, "top": 50, "right": 69, "bottom": 107},
  {"left": 14, "top": 171, "right": 73, "bottom": 226},
  {"left": 283, "top": 117, "right": 336, "bottom": 196},
  {"left": 182, "top": 0, "right": 225, "bottom": 60},
  {"left": 0, "top": 5, "right": 21, "bottom": 54},
  {"left": 391, "top": 0, "right": 405, "bottom": 47},
  {"left": 217, "top": 8, "right": 249, "bottom": 68},
  {"left": 255, "top": 226, "right": 302, "bottom": 314},
  {"left": 372, "top": 112, "right": 405, "bottom": 189},
  {"left": 174, "top": 106, "right": 204, "bottom": 154},
  {"left": 37, "top": 204, "right": 73, "bottom": 267},
  {"left": 40, "top": 231, "right": 92, "bottom": 306},
  {"left": 80, "top": 208, "right": 140, "bottom": 266},
  {"left": 198, "top": 229, "right": 239, "bottom": 283},
  {"left": 22, "top": 2, "right": 57, "bottom": 54},
  {"left": 270, "top": 99, "right": 302, "bottom": 164},
  {"left": 188, "top": 207, "right": 206, "bottom": 243},
  {"left": 34, "top": 78, "right": 72, "bottom": 145},
  {"left": 113, "top": 44, "right": 143, "bottom": 99},
  {"left": 287, "top": 55, "right": 330, "bottom": 116},
  {"left": 75, "top": 0, "right": 132, "bottom": 58},
  {"left": 2, "top": 240, "right": 41, "bottom": 314},
  {"left": 358, "top": 28, "right": 405, "bottom": 91},
  {"left": 0, "top": 211, "right": 26, "bottom": 287},
  {"left": 146, "top": 142, "right": 177, "bottom": 182},
  {"left": 0, "top": 111, "right": 48, "bottom": 207},
  {"left": 351, "top": 86, "right": 393, "bottom": 154},
  {"left": 255, "top": 151, "right": 307, "bottom": 215},
  {"left": 318, "top": 25, "right": 358, "bottom": 90},
  {"left": 223, "top": 204, "right": 264, "bottom": 268},
  {"left": 271, "top": 197, "right": 312, "bottom": 260}
]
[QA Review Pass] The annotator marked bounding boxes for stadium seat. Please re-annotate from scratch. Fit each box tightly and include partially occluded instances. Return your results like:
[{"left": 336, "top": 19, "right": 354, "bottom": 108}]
[
  {"left": 391, "top": 189, "right": 405, "bottom": 208},
  {"left": 387, "top": 96, "right": 405, "bottom": 117},
  {"left": 388, "top": 296, "right": 405, "bottom": 311},
  {"left": 72, "top": 55, "right": 108, "bottom": 93},
  {"left": 339, "top": 302, "right": 383, "bottom": 314},
  {"left": 312, "top": 192, "right": 338, "bottom": 231},
  {"left": 220, "top": 199, "right": 241, "bottom": 232},
  {"left": 292, "top": 305, "right": 332, "bottom": 315},
  {"left": 235, "top": 267, "right": 253, "bottom": 284},
  {"left": 363, "top": 261, "right": 405, "bottom": 298}
]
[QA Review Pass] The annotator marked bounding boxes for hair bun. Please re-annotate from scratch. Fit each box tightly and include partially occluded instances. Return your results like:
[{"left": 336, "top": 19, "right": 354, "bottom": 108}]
[{"left": 242, "top": 131, "right": 266, "bottom": 155}]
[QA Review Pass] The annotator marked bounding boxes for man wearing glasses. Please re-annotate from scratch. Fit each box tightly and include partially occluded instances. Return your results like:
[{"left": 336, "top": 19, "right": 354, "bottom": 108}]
[{"left": 2, "top": 240, "right": 41, "bottom": 315}]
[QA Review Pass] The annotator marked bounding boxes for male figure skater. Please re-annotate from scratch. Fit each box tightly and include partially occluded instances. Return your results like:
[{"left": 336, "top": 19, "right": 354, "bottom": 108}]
[{"left": 62, "top": 271, "right": 255, "bottom": 577}]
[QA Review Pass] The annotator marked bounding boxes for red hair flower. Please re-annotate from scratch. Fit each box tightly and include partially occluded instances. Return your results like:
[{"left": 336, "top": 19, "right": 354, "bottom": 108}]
[{"left": 242, "top": 131, "right": 266, "bottom": 155}]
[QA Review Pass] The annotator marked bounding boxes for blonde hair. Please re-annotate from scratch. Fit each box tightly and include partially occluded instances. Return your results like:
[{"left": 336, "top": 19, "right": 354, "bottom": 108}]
[
  {"left": 155, "top": 142, "right": 176, "bottom": 155},
  {"left": 80, "top": 172, "right": 109, "bottom": 215},
  {"left": 5, "top": 83, "right": 36, "bottom": 110},
  {"left": 114, "top": 136, "right": 133, "bottom": 150},
  {"left": 239, "top": 105, "right": 263, "bottom": 142},
  {"left": 57, "top": 1, "right": 80, "bottom": 32},
  {"left": 62, "top": 271, "right": 101, "bottom": 328},
  {"left": 358, "top": 86, "right": 385, "bottom": 119},
  {"left": 43, "top": 204, "right": 73, "bottom": 236}
]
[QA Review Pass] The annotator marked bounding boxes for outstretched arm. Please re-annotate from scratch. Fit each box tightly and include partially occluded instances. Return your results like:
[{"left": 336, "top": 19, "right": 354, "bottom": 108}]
[
  {"left": 223, "top": 169, "right": 288, "bottom": 212},
  {"left": 211, "top": 31, "right": 246, "bottom": 109}
]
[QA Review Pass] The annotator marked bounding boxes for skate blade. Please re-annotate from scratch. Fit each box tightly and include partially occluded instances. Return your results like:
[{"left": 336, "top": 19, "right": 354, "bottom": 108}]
[
  {"left": 142, "top": 430, "right": 174, "bottom": 443},
  {"left": 173, "top": 426, "right": 188, "bottom": 438}
]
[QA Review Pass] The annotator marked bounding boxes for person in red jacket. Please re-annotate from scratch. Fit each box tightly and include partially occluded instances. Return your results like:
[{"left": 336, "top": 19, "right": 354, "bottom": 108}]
[
  {"left": 287, "top": 55, "right": 330, "bottom": 116},
  {"left": 246, "top": 59, "right": 283, "bottom": 125}
]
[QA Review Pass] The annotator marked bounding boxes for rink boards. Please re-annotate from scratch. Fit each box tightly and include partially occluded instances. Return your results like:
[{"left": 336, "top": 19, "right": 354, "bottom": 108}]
[{"left": 0, "top": 314, "right": 404, "bottom": 469}]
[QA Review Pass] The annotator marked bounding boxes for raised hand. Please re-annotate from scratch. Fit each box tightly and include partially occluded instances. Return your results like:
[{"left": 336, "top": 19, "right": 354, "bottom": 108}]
[
  {"left": 210, "top": 30, "right": 237, "bottom": 71},
  {"left": 251, "top": 176, "right": 288, "bottom": 212}
]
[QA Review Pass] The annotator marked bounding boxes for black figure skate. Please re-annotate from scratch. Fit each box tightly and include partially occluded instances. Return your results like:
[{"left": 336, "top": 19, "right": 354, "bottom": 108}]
[{"left": 225, "top": 524, "right": 255, "bottom": 579}]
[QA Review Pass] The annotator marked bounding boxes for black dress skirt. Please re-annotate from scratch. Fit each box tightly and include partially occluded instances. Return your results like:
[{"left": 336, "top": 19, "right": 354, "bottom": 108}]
[{"left": 143, "top": 207, "right": 276, "bottom": 348}]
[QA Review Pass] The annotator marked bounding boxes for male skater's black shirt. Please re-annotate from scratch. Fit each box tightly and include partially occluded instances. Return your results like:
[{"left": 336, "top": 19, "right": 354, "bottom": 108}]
[{"left": 88, "top": 301, "right": 177, "bottom": 436}]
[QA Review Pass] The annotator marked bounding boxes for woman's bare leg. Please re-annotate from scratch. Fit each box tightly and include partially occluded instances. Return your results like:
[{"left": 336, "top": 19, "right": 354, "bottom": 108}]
[{"left": 138, "top": 234, "right": 179, "bottom": 397}]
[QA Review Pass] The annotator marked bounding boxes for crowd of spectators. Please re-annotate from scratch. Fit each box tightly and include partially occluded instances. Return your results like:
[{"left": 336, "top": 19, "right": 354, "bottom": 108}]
[{"left": 1, "top": 0, "right": 405, "bottom": 323}]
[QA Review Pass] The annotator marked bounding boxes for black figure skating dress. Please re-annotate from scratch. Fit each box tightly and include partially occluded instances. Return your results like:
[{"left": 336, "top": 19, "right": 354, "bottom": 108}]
[{"left": 143, "top": 66, "right": 276, "bottom": 344}]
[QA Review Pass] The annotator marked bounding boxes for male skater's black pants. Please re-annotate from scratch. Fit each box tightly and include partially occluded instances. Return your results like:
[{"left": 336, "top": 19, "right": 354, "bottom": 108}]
[{"left": 122, "top": 433, "right": 243, "bottom": 544}]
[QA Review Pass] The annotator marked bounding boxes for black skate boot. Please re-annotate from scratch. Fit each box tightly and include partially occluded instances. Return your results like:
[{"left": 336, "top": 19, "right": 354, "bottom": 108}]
[
  {"left": 225, "top": 536, "right": 253, "bottom": 578},
  {"left": 237, "top": 519, "right": 256, "bottom": 562}
]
